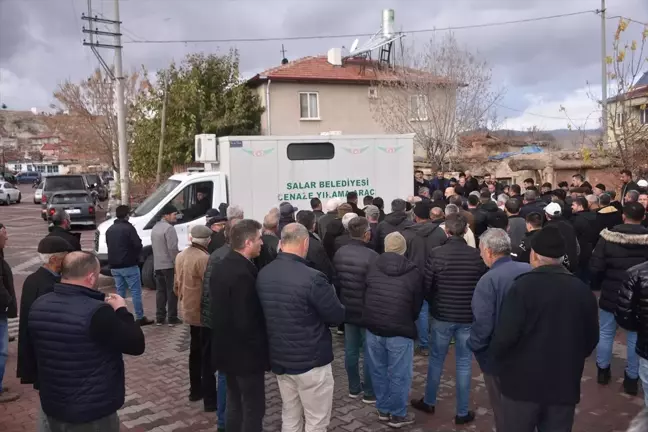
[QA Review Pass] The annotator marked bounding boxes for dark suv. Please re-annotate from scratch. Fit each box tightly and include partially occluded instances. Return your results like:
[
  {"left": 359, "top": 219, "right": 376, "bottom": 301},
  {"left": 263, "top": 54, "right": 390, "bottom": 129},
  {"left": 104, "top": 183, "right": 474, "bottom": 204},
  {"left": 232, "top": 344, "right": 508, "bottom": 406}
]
[{"left": 41, "top": 175, "right": 88, "bottom": 220}]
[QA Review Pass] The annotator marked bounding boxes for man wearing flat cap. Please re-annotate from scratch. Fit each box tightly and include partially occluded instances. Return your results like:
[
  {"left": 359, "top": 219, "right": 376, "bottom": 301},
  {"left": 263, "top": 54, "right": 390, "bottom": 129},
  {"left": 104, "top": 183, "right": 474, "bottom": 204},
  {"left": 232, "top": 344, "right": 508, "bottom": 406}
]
[
  {"left": 174, "top": 225, "right": 216, "bottom": 411},
  {"left": 205, "top": 210, "right": 227, "bottom": 254},
  {"left": 17, "top": 236, "right": 74, "bottom": 390},
  {"left": 490, "top": 225, "right": 599, "bottom": 432},
  {"left": 151, "top": 204, "right": 181, "bottom": 326}
]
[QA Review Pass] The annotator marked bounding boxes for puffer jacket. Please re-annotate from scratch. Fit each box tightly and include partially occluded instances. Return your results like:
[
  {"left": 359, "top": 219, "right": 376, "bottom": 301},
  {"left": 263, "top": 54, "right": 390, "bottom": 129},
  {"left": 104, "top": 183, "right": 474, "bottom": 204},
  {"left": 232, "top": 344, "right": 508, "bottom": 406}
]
[
  {"left": 617, "top": 261, "right": 648, "bottom": 359},
  {"left": 375, "top": 211, "right": 413, "bottom": 253},
  {"left": 401, "top": 221, "right": 448, "bottom": 272},
  {"left": 595, "top": 205, "right": 624, "bottom": 237},
  {"left": 591, "top": 224, "right": 648, "bottom": 312},
  {"left": 424, "top": 236, "right": 487, "bottom": 324},
  {"left": 363, "top": 253, "right": 424, "bottom": 339},
  {"left": 201, "top": 244, "right": 231, "bottom": 328},
  {"left": 333, "top": 239, "right": 379, "bottom": 326}
]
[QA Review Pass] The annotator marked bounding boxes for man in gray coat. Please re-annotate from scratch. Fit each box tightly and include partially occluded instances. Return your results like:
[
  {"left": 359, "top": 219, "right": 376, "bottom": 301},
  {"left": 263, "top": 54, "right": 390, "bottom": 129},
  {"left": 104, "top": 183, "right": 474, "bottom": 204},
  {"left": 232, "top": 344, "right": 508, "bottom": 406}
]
[{"left": 151, "top": 204, "right": 181, "bottom": 326}]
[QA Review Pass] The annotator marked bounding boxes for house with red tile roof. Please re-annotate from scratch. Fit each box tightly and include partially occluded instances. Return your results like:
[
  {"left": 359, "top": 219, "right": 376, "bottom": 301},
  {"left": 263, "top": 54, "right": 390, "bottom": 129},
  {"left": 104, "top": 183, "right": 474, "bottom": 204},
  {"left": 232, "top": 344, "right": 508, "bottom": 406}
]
[
  {"left": 606, "top": 71, "right": 648, "bottom": 147},
  {"left": 246, "top": 54, "right": 454, "bottom": 158}
]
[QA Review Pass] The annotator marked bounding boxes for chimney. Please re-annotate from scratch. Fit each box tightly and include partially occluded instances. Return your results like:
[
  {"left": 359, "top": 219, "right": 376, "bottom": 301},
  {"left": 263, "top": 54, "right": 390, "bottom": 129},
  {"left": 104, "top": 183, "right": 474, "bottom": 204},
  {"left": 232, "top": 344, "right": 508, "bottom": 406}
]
[{"left": 327, "top": 48, "right": 342, "bottom": 66}]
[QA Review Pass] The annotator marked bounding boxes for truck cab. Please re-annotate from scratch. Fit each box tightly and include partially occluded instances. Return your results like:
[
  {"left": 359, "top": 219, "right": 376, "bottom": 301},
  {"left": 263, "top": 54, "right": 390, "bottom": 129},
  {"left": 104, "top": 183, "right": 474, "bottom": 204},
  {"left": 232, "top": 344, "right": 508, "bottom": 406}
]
[{"left": 94, "top": 171, "right": 227, "bottom": 288}]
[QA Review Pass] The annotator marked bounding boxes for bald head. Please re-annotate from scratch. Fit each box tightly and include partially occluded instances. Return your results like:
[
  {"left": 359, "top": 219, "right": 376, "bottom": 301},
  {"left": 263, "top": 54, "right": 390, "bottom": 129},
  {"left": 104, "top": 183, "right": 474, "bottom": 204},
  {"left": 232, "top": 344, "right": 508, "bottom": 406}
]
[
  {"left": 60, "top": 251, "right": 100, "bottom": 288},
  {"left": 280, "top": 223, "right": 310, "bottom": 258},
  {"left": 430, "top": 207, "right": 444, "bottom": 222}
]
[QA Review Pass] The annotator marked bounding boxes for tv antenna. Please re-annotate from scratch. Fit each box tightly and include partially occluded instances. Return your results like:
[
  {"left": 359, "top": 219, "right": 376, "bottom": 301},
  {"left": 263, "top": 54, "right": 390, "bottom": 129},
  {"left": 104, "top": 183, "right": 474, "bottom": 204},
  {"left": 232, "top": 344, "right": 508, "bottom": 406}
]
[
  {"left": 345, "top": 9, "right": 405, "bottom": 66},
  {"left": 280, "top": 44, "right": 288, "bottom": 65}
]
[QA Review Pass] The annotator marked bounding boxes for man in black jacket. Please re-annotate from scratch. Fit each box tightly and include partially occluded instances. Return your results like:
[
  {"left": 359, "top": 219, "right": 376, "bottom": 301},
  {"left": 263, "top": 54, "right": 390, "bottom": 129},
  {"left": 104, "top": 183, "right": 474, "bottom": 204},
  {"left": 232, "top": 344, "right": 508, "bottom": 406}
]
[
  {"left": 490, "top": 226, "right": 598, "bottom": 432},
  {"left": 257, "top": 223, "right": 345, "bottom": 430},
  {"left": 570, "top": 197, "right": 597, "bottom": 284},
  {"left": 46, "top": 210, "right": 81, "bottom": 251},
  {"left": 591, "top": 202, "right": 648, "bottom": 395},
  {"left": 364, "top": 232, "right": 423, "bottom": 427},
  {"left": 595, "top": 193, "right": 624, "bottom": 237},
  {"left": 0, "top": 223, "right": 19, "bottom": 403},
  {"left": 374, "top": 199, "right": 412, "bottom": 253},
  {"left": 210, "top": 219, "right": 269, "bottom": 432},
  {"left": 206, "top": 211, "right": 227, "bottom": 254},
  {"left": 17, "top": 236, "right": 73, "bottom": 389},
  {"left": 511, "top": 212, "right": 543, "bottom": 263},
  {"left": 544, "top": 202, "right": 580, "bottom": 273},
  {"left": 296, "top": 210, "right": 335, "bottom": 283},
  {"left": 411, "top": 214, "right": 486, "bottom": 425},
  {"left": 401, "top": 201, "right": 447, "bottom": 356},
  {"left": 106, "top": 205, "right": 152, "bottom": 326},
  {"left": 333, "top": 216, "right": 378, "bottom": 403},
  {"left": 519, "top": 190, "right": 546, "bottom": 219},
  {"left": 621, "top": 169, "right": 640, "bottom": 205},
  {"left": 28, "top": 252, "right": 145, "bottom": 430}
]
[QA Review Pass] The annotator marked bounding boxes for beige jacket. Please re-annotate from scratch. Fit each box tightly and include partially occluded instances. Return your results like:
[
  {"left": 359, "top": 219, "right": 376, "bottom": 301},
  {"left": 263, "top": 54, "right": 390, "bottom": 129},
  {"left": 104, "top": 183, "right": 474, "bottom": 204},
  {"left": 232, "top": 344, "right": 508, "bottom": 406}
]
[{"left": 174, "top": 243, "right": 210, "bottom": 326}]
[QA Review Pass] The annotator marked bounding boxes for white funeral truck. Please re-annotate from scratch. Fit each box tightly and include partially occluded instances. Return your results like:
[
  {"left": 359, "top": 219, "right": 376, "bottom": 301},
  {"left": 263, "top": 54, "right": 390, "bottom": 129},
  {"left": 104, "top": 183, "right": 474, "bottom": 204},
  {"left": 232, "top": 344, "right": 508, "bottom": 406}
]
[{"left": 94, "top": 133, "right": 414, "bottom": 287}]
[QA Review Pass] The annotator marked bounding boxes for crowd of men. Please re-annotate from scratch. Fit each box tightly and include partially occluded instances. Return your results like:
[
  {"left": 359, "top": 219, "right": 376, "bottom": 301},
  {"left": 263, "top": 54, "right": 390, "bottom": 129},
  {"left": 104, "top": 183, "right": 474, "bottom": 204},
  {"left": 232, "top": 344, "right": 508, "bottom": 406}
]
[{"left": 2, "top": 167, "right": 648, "bottom": 431}]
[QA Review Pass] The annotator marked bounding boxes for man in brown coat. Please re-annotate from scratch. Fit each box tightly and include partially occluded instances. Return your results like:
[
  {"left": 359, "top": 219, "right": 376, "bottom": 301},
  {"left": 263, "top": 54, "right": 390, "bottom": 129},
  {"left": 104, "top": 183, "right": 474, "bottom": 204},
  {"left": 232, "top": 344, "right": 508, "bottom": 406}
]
[{"left": 174, "top": 225, "right": 215, "bottom": 411}]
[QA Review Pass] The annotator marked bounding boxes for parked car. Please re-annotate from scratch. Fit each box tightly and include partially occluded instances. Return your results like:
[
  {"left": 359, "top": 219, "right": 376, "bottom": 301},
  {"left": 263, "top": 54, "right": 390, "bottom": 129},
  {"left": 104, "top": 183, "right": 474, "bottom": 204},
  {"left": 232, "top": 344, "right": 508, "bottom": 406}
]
[
  {"left": 46, "top": 192, "right": 96, "bottom": 228},
  {"left": 33, "top": 181, "right": 44, "bottom": 204},
  {"left": 16, "top": 171, "right": 41, "bottom": 184},
  {"left": 41, "top": 175, "right": 88, "bottom": 220},
  {"left": 0, "top": 181, "right": 21, "bottom": 205},
  {"left": 0, "top": 173, "right": 17, "bottom": 185},
  {"left": 82, "top": 173, "right": 108, "bottom": 201}
]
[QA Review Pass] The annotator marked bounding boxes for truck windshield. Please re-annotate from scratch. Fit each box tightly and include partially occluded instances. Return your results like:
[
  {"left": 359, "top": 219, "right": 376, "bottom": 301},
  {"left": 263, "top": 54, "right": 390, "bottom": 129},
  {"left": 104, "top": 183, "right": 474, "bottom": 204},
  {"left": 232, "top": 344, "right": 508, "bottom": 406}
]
[{"left": 132, "top": 179, "right": 181, "bottom": 217}]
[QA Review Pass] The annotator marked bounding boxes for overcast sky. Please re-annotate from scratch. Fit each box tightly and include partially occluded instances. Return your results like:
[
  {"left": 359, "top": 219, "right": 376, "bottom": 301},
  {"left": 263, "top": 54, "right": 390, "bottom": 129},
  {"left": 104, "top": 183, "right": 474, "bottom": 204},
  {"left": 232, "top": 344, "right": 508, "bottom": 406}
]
[{"left": 1, "top": 0, "right": 647, "bottom": 130}]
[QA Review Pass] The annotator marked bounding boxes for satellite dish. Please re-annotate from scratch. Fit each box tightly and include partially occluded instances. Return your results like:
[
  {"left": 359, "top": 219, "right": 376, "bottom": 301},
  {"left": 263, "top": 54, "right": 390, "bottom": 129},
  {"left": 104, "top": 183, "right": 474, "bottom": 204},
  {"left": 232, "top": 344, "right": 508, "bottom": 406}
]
[
  {"left": 350, "top": 39, "right": 359, "bottom": 53},
  {"left": 30, "top": 107, "right": 38, "bottom": 115}
]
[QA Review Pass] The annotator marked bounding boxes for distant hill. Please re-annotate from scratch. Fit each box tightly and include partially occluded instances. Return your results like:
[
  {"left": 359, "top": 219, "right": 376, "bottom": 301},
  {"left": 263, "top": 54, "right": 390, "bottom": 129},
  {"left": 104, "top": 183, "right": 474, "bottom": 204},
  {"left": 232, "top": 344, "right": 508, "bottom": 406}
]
[{"left": 492, "top": 128, "right": 602, "bottom": 150}]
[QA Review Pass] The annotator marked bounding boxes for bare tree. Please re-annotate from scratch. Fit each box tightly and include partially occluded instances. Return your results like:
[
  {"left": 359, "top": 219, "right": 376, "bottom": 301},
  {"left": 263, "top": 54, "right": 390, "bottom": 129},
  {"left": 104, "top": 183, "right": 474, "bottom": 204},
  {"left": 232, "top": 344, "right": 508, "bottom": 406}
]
[
  {"left": 51, "top": 67, "right": 148, "bottom": 179},
  {"left": 371, "top": 33, "right": 504, "bottom": 170}
]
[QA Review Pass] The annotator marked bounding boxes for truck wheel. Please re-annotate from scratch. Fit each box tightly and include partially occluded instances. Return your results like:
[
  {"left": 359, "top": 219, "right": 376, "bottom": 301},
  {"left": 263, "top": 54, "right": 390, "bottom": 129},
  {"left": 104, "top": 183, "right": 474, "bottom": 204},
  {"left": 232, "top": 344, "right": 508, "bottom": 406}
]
[{"left": 141, "top": 255, "right": 156, "bottom": 290}]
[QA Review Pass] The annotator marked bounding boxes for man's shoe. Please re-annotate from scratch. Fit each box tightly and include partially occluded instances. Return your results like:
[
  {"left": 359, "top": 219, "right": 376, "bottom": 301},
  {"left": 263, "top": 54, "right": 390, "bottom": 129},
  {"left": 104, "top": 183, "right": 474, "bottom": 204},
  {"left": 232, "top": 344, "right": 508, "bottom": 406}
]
[
  {"left": 204, "top": 403, "right": 217, "bottom": 412},
  {"left": 156, "top": 319, "right": 166, "bottom": 326},
  {"left": 410, "top": 398, "right": 435, "bottom": 414},
  {"left": 348, "top": 391, "right": 362, "bottom": 399},
  {"left": 189, "top": 392, "right": 203, "bottom": 402},
  {"left": 377, "top": 411, "right": 390, "bottom": 421},
  {"left": 597, "top": 366, "right": 611, "bottom": 385},
  {"left": 387, "top": 413, "right": 415, "bottom": 429},
  {"left": 362, "top": 395, "right": 377, "bottom": 404},
  {"left": 0, "top": 392, "right": 20, "bottom": 403},
  {"left": 455, "top": 411, "right": 475, "bottom": 425},
  {"left": 624, "top": 372, "right": 639, "bottom": 396},
  {"left": 138, "top": 317, "right": 154, "bottom": 326},
  {"left": 168, "top": 318, "right": 183, "bottom": 326},
  {"left": 8, "top": 335, "right": 15, "bottom": 342}
]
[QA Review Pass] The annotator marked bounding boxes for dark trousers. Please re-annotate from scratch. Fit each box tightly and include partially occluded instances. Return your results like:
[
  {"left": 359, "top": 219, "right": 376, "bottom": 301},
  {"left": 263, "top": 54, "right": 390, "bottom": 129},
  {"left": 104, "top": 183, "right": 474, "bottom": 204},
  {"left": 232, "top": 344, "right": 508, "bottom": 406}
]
[
  {"left": 189, "top": 326, "right": 217, "bottom": 408},
  {"left": 500, "top": 394, "right": 575, "bottom": 432},
  {"left": 483, "top": 374, "right": 503, "bottom": 431},
  {"left": 154, "top": 269, "right": 178, "bottom": 321},
  {"left": 226, "top": 373, "right": 265, "bottom": 432}
]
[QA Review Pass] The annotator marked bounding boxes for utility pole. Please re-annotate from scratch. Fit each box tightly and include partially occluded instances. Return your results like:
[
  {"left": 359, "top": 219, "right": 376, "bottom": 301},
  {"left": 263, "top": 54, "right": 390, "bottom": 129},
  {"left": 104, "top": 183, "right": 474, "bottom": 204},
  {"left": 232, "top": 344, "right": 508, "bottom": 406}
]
[
  {"left": 600, "top": 0, "right": 608, "bottom": 143},
  {"left": 156, "top": 75, "right": 169, "bottom": 185},
  {"left": 82, "top": 0, "right": 129, "bottom": 205}
]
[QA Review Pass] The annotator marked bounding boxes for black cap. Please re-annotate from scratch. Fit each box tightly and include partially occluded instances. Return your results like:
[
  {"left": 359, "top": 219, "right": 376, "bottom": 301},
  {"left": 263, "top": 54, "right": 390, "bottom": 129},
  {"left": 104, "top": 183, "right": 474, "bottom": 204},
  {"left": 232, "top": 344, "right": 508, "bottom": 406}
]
[
  {"left": 206, "top": 208, "right": 220, "bottom": 218},
  {"left": 207, "top": 215, "right": 227, "bottom": 226},
  {"left": 413, "top": 201, "right": 430, "bottom": 219},
  {"left": 530, "top": 225, "right": 566, "bottom": 258},
  {"left": 160, "top": 204, "right": 178, "bottom": 215},
  {"left": 38, "top": 236, "right": 74, "bottom": 253},
  {"left": 595, "top": 183, "right": 606, "bottom": 191}
]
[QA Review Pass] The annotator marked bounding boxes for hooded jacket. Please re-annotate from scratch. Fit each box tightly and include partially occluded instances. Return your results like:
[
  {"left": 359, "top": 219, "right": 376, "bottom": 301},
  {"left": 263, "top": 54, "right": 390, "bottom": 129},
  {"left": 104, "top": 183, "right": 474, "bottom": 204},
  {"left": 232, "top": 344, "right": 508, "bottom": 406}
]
[
  {"left": 590, "top": 224, "right": 648, "bottom": 312},
  {"left": 375, "top": 211, "right": 413, "bottom": 253},
  {"left": 363, "top": 253, "right": 424, "bottom": 339},
  {"left": 401, "top": 221, "right": 448, "bottom": 272},
  {"left": 595, "top": 205, "right": 624, "bottom": 237}
]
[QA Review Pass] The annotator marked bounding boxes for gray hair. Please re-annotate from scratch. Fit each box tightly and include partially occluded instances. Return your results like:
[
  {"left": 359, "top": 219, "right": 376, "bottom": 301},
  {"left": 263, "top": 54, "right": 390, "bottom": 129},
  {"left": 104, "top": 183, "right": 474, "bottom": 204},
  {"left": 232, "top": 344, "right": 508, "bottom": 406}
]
[
  {"left": 469, "top": 190, "right": 481, "bottom": 198},
  {"left": 626, "top": 190, "right": 640, "bottom": 203},
  {"left": 445, "top": 204, "right": 460, "bottom": 216},
  {"left": 227, "top": 205, "right": 244, "bottom": 220},
  {"left": 263, "top": 211, "right": 279, "bottom": 231},
  {"left": 586, "top": 194, "right": 599, "bottom": 206},
  {"left": 281, "top": 223, "right": 309, "bottom": 245},
  {"left": 524, "top": 190, "right": 537, "bottom": 202},
  {"left": 364, "top": 205, "right": 380, "bottom": 221},
  {"left": 39, "top": 252, "right": 67, "bottom": 264},
  {"left": 418, "top": 186, "right": 430, "bottom": 195},
  {"left": 51, "top": 209, "right": 70, "bottom": 226},
  {"left": 479, "top": 228, "right": 511, "bottom": 256},
  {"left": 497, "top": 194, "right": 509, "bottom": 205}
]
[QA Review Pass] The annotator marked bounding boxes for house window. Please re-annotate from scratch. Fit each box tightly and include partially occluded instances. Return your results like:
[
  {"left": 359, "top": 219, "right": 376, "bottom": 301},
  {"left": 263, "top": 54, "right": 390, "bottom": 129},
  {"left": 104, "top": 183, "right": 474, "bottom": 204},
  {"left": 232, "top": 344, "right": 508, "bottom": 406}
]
[
  {"left": 641, "top": 108, "right": 648, "bottom": 125},
  {"left": 287, "top": 142, "right": 334, "bottom": 161},
  {"left": 46, "top": 165, "right": 59, "bottom": 174},
  {"left": 299, "top": 92, "right": 319, "bottom": 120},
  {"left": 13, "top": 165, "right": 20, "bottom": 171},
  {"left": 410, "top": 95, "right": 428, "bottom": 121},
  {"left": 35, "top": 165, "right": 45, "bottom": 173},
  {"left": 616, "top": 112, "right": 625, "bottom": 125}
]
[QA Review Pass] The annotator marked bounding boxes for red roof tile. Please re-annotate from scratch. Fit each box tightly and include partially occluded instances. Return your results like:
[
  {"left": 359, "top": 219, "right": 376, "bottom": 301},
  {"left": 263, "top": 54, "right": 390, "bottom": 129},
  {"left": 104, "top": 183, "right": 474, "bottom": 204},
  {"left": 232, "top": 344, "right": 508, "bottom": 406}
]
[
  {"left": 248, "top": 56, "right": 449, "bottom": 86},
  {"left": 40, "top": 143, "right": 60, "bottom": 151}
]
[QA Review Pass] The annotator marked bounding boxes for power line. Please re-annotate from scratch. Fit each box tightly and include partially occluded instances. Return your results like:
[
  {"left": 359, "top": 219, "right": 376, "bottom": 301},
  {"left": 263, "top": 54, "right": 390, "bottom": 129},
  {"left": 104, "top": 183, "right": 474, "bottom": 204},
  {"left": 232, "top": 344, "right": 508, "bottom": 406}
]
[
  {"left": 122, "top": 10, "right": 597, "bottom": 45},
  {"left": 607, "top": 15, "right": 648, "bottom": 27}
]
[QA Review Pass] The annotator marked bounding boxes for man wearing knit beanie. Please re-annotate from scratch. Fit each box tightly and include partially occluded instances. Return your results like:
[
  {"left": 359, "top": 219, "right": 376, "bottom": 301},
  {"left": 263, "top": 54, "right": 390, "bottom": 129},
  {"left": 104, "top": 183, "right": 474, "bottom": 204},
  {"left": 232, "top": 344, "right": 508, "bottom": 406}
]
[
  {"left": 363, "top": 230, "right": 423, "bottom": 427},
  {"left": 490, "top": 225, "right": 599, "bottom": 432}
]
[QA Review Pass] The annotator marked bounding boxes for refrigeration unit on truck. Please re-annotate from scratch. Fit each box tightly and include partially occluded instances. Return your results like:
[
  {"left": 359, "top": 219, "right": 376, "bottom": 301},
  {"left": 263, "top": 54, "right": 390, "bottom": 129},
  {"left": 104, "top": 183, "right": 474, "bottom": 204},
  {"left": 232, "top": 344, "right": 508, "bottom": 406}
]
[{"left": 94, "top": 133, "right": 414, "bottom": 288}]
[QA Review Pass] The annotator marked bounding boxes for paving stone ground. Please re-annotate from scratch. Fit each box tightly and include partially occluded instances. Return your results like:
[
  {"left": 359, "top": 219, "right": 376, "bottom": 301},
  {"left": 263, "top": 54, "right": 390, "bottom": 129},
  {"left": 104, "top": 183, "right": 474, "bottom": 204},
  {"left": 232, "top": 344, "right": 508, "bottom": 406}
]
[{"left": 0, "top": 186, "right": 645, "bottom": 431}]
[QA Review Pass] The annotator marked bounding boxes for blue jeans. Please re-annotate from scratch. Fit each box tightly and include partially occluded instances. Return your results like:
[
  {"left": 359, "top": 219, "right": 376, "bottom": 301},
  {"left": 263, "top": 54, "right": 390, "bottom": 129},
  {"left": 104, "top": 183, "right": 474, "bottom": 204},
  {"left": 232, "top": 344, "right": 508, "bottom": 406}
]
[
  {"left": 366, "top": 331, "right": 414, "bottom": 417},
  {"left": 416, "top": 301, "right": 429, "bottom": 349},
  {"left": 424, "top": 319, "right": 472, "bottom": 417},
  {"left": 0, "top": 317, "right": 7, "bottom": 392},
  {"left": 639, "top": 358, "right": 648, "bottom": 407},
  {"left": 596, "top": 309, "right": 638, "bottom": 379},
  {"left": 344, "top": 324, "right": 374, "bottom": 397},
  {"left": 215, "top": 372, "right": 227, "bottom": 429},
  {"left": 111, "top": 266, "right": 144, "bottom": 319}
]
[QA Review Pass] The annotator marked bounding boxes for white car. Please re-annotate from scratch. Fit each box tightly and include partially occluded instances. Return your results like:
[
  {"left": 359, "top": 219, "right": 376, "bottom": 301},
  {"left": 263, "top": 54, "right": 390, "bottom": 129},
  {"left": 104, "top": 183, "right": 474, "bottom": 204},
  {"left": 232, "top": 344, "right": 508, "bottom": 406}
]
[
  {"left": 0, "top": 181, "right": 21, "bottom": 205},
  {"left": 34, "top": 182, "right": 43, "bottom": 204}
]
